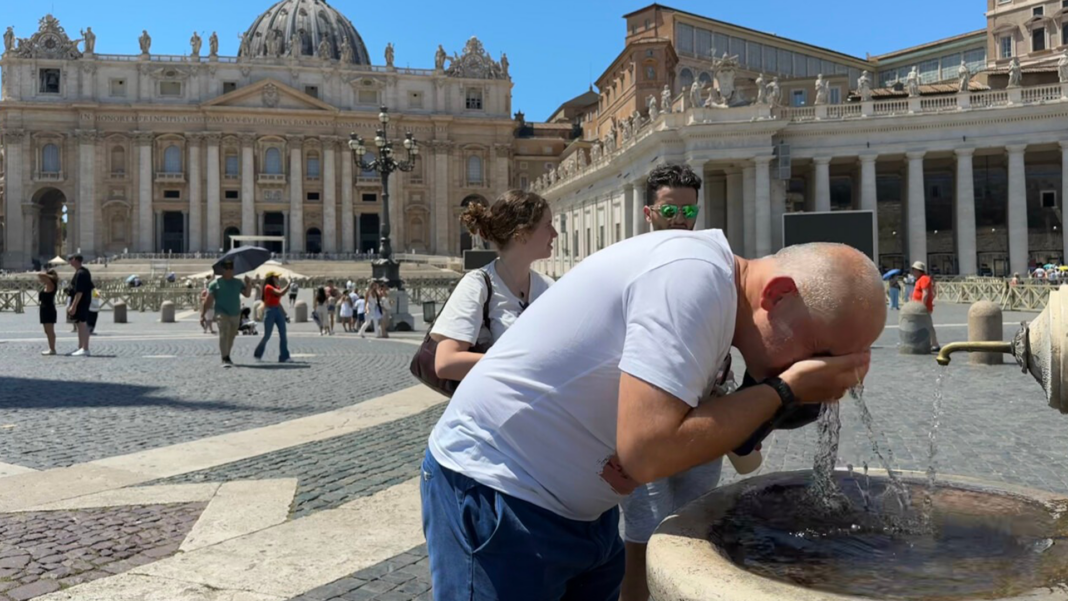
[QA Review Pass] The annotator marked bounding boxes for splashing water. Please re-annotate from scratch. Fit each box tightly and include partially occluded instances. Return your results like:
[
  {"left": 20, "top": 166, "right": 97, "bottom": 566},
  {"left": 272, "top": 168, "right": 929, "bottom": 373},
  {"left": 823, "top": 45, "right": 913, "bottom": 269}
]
[
  {"left": 809, "top": 403, "right": 847, "bottom": 511},
  {"left": 850, "top": 383, "right": 912, "bottom": 513},
  {"left": 922, "top": 367, "right": 949, "bottom": 525}
]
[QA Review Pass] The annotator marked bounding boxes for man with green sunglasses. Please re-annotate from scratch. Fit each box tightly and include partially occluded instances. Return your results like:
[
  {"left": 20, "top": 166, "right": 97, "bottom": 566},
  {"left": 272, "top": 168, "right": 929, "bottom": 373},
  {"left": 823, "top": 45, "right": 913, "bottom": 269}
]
[{"left": 643, "top": 164, "right": 702, "bottom": 232}]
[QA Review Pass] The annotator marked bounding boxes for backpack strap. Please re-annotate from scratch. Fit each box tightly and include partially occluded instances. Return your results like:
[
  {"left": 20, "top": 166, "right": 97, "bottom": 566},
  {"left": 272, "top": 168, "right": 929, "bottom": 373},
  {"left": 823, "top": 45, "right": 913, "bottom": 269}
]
[{"left": 480, "top": 269, "right": 493, "bottom": 333}]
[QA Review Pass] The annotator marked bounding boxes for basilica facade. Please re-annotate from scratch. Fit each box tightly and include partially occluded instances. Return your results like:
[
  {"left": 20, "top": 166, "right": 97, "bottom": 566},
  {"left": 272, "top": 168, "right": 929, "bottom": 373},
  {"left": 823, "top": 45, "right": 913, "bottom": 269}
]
[{"left": 0, "top": 0, "right": 516, "bottom": 268}]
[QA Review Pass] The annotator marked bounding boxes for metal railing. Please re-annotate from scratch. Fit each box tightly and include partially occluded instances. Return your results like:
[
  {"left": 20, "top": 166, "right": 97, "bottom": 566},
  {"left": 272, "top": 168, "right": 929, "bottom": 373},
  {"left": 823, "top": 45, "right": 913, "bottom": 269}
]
[{"left": 926, "top": 278, "right": 1054, "bottom": 312}]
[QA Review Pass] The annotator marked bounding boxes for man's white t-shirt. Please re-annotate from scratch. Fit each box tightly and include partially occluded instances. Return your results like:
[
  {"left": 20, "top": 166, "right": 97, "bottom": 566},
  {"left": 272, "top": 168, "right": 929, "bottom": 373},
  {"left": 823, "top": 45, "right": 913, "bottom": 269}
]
[
  {"left": 428, "top": 229, "right": 737, "bottom": 521},
  {"left": 431, "top": 261, "right": 554, "bottom": 347}
]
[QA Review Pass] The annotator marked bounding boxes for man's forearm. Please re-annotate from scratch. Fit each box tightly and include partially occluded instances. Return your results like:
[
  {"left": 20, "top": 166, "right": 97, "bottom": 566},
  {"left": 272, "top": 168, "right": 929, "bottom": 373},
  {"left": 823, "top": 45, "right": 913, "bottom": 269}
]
[
  {"left": 70, "top": 293, "right": 83, "bottom": 309},
  {"left": 620, "top": 384, "right": 782, "bottom": 484}
]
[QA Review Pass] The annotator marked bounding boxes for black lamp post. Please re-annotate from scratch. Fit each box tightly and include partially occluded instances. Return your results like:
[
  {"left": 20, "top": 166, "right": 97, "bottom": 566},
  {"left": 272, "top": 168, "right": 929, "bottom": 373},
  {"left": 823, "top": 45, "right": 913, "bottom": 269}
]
[{"left": 348, "top": 106, "right": 420, "bottom": 290}]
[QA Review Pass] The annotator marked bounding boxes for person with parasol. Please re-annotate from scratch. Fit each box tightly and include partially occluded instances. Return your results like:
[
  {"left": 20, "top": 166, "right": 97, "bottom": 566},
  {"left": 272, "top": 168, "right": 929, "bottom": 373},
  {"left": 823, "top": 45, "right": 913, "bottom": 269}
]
[{"left": 200, "top": 247, "right": 266, "bottom": 367}]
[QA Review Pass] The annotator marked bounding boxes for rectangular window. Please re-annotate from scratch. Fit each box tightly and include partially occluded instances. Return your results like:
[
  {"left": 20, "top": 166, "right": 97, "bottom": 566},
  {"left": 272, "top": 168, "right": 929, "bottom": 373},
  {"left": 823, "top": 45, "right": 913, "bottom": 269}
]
[
  {"left": 807, "top": 56, "right": 820, "bottom": 77},
  {"left": 748, "top": 42, "right": 762, "bottom": 70},
  {"left": 794, "top": 54, "right": 808, "bottom": 78},
  {"left": 39, "top": 69, "right": 61, "bottom": 94},
  {"left": 307, "top": 192, "right": 320, "bottom": 201},
  {"left": 676, "top": 23, "right": 694, "bottom": 55},
  {"left": 224, "top": 155, "right": 239, "bottom": 177},
  {"left": 821, "top": 60, "right": 835, "bottom": 76},
  {"left": 163, "top": 190, "right": 181, "bottom": 199},
  {"left": 919, "top": 58, "right": 940, "bottom": 83},
  {"left": 306, "top": 156, "right": 320, "bottom": 178},
  {"left": 572, "top": 231, "right": 579, "bottom": 258},
  {"left": 1033, "top": 6, "right": 1044, "bottom": 16},
  {"left": 408, "top": 91, "right": 423, "bottom": 109},
  {"left": 1042, "top": 190, "right": 1058, "bottom": 208},
  {"left": 159, "top": 81, "right": 182, "bottom": 97},
  {"left": 109, "top": 78, "right": 126, "bottom": 97},
  {"left": 520, "top": 161, "right": 528, "bottom": 169},
  {"left": 1064, "top": 25, "right": 1068, "bottom": 46},
  {"left": 729, "top": 36, "right": 746, "bottom": 65},
  {"left": 520, "top": 175, "right": 528, "bottom": 190},
  {"left": 848, "top": 68, "right": 861, "bottom": 87},
  {"left": 696, "top": 28, "right": 713, "bottom": 58},
  {"left": 829, "top": 87, "right": 841, "bottom": 104},
  {"left": 465, "top": 88, "right": 484, "bottom": 110},
  {"left": 303, "top": 85, "right": 319, "bottom": 99},
  {"left": 779, "top": 49, "right": 793, "bottom": 76},
  {"left": 615, "top": 223, "right": 621, "bottom": 243},
  {"left": 598, "top": 225, "right": 605, "bottom": 251},
  {"left": 585, "top": 229, "right": 591, "bottom": 257},
  {"left": 224, "top": 190, "right": 239, "bottom": 200},
  {"left": 1001, "top": 35, "right": 1013, "bottom": 58},
  {"left": 1033, "top": 27, "right": 1046, "bottom": 52},
  {"left": 222, "top": 82, "right": 237, "bottom": 94},
  {"left": 964, "top": 48, "right": 986, "bottom": 72},
  {"left": 940, "top": 53, "right": 962, "bottom": 81},
  {"left": 362, "top": 193, "right": 377, "bottom": 203},
  {"left": 714, "top": 33, "right": 729, "bottom": 58},
  {"left": 357, "top": 89, "right": 378, "bottom": 104},
  {"left": 764, "top": 47, "right": 777, "bottom": 73},
  {"left": 791, "top": 89, "right": 806, "bottom": 107}
]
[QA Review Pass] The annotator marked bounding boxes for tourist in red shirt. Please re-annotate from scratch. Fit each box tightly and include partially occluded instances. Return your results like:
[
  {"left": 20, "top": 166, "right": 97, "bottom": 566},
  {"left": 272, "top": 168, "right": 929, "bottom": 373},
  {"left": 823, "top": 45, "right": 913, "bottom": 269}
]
[
  {"left": 910, "top": 261, "right": 941, "bottom": 352},
  {"left": 254, "top": 272, "right": 292, "bottom": 363}
]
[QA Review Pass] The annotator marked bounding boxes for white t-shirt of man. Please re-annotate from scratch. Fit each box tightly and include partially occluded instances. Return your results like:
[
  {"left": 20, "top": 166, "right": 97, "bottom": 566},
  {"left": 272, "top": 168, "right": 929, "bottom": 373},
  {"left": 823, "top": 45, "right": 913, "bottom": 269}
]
[
  {"left": 430, "top": 260, "right": 554, "bottom": 347},
  {"left": 428, "top": 229, "right": 738, "bottom": 521}
]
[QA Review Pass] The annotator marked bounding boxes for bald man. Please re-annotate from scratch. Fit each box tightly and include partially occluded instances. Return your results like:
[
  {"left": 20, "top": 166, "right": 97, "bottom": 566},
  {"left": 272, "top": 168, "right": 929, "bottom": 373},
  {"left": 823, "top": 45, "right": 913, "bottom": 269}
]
[{"left": 421, "top": 231, "right": 886, "bottom": 601}]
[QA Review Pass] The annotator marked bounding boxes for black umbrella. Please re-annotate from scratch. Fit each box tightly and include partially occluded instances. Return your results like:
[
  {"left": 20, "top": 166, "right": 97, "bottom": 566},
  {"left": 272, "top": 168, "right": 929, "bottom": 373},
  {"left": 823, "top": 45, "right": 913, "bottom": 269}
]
[{"left": 212, "top": 246, "right": 271, "bottom": 276}]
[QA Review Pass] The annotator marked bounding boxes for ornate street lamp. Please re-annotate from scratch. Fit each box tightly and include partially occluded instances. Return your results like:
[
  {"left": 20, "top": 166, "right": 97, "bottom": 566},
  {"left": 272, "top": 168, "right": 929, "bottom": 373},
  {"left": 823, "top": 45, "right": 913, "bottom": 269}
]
[{"left": 348, "top": 106, "right": 419, "bottom": 289}]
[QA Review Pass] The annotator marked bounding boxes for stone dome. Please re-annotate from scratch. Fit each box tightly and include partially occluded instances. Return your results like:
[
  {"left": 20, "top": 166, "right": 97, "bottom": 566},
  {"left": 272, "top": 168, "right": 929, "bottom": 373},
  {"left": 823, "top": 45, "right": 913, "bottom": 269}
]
[{"left": 239, "top": 0, "right": 370, "bottom": 64}]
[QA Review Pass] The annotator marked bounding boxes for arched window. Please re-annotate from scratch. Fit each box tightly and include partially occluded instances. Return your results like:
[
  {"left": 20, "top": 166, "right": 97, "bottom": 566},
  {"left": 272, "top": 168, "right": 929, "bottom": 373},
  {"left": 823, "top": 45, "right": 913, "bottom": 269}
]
[
  {"left": 466, "top": 155, "right": 483, "bottom": 186},
  {"left": 646, "top": 64, "right": 657, "bottom": 81},
  {"left": 306, "top": 151, "right": 321, "bottom": 178},
  {"left": 42, "top": 143, "right": 60, "bottom": 174},
  {"left": 224, "top": 150, "right": 239, "bottom": 177},
  {"left": 698, "top": 72, "right": 712, "bottom": 86},
  {"left": 110, "top": 214, "right": 126, "bottom": 243},
  {"left": 679, "top": 68, "right": 695, "bottom": 91},
  {"left": 110, "top": 146, "right": 125, "bottom": 175},
  {"left": 163, "top": 145, "right": 181, "bottom": 173},
  {"left": 223, "top": 226, "right": 241, "bottom": 249},
  {"left": 265, "top": 148, "right": 282, "bottom": 174},
  {"left": 305, "top": 227, "right": 322, "bottom": 254}
]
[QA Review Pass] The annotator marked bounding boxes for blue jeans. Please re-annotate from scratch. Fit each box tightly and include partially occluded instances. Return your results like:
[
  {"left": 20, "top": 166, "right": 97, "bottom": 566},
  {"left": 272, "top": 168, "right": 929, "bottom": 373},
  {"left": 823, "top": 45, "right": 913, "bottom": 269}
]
[
  {"left": 420, "top": 450, "right": 624, "bottom": 601},
  {"left": 889, "top": 287, "right": 900, "bottom": 309},
  {"left": 254, "top": 306, "right": 290, "bottom": 362}
]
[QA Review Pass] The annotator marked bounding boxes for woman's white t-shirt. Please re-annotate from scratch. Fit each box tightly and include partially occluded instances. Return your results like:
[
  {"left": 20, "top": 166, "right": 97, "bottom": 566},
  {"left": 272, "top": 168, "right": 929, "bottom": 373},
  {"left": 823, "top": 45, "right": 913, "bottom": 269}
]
[{"left": 431, "top": 261, "right": 554, "bottom": 347}]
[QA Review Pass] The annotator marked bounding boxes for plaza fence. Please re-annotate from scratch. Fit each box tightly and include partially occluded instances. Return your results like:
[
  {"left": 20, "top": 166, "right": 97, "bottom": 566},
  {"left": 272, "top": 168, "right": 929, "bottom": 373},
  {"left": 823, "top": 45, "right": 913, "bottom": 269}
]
[{"left": 891, "top": 278, "right": 1055, "bottom": 312}]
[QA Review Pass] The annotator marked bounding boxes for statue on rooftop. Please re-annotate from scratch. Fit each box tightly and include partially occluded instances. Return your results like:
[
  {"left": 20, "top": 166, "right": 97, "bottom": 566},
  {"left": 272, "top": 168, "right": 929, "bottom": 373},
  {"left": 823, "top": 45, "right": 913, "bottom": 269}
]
[
  {"left": 385, "top": 42, "right": 394, "bottom": 68},
  {"left": 814, "top": 74, "right": 829, "bottom": 105},
  {"left": 139, "top": 29, "right": 152, "bottom": 55},
  {"left": 767, "top": 76, "right": 782, "bottom": 107},
  {"left": 755, "top": 73, "right": 767, "bottom": 105},
  {"left": 3, "top": 27, "right": 14, "bottom": 54},
  {"left": 906, "top": 66, "right": 920, "bottom": 97},
  {"left": 1058, "top": 50, "right": 1068, "bottom": 84},
  {"left": 647, "top": 94, "right": 659, "bottom": 120},
  {"left": 957, "top": 59, "right": 971, "bottom": 93},
  {"left": 81, "top": 27, "right": 95, "bottom": 54},
  {"left": 1007, "top": 57, "right": 1023, "bottom": 88},
  {"left": 208, "top": 31, "right": 218, "bottom": 57},
  {"left": 434, "top": 44, "right": 447, "bottom": 71},
  {"left": 190, "top": 31, "right": 202, "bottom": 57},
  {"left": 661, "top": 84, "right": 672, "bottom": 113},
  {"left": 858, "top": 70, "right": 872, "bottom": 102}
]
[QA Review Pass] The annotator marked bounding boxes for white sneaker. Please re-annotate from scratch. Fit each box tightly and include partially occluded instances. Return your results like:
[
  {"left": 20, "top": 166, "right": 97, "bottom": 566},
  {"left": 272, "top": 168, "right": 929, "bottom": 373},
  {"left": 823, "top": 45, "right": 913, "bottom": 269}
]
[
  {"left": 71, "top": 348, "right": 90, "bottom": 357},
  {"left": 41, "top": 350, "right": 55, "bottom": 356}
]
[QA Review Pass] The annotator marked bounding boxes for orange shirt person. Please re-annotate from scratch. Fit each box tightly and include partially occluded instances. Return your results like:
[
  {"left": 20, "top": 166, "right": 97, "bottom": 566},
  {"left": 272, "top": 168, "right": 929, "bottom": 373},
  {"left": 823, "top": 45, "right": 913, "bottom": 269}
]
[{"left": 910, "top": 261, "right": 940, "bottom": 351}]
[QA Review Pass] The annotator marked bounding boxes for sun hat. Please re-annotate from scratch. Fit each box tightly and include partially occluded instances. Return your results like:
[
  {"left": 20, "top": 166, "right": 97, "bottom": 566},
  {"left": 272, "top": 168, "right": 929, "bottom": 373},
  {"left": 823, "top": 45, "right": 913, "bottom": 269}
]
[{"left": 911, "top": 261, "right": 927, "bottom": 273}]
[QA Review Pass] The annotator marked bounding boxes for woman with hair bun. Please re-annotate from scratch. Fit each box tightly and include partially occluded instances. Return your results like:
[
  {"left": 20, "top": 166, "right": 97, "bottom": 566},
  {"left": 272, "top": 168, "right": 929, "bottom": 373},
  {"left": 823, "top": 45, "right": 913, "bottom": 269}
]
[{"left": 430, "top": 189, "right": 558, "bottom": 381}]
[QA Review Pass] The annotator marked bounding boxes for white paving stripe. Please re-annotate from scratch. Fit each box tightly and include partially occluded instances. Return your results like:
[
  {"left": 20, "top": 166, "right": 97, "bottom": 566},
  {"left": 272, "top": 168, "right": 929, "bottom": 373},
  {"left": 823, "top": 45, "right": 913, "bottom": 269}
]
[
  {"left": 0, "top": 385, "right": 444, "bottom": 513},
  {"left": 0, "top": 461, "right": 37, "bottom": 478},
  {"left": 180, "top": 479, "right": 297, "bottom": 553},
  {"left": 37, "top": 573, "right": 285, "bottom": 601},
  {"left": 16, "top": 483, "right": 221, "bottom": 512}
]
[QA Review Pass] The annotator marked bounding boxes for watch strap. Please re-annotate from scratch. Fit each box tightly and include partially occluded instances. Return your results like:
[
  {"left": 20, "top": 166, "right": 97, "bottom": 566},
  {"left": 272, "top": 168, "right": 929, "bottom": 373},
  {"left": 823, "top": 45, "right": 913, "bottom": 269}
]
[{"left": 762, "top": 376, "right": 797, "bottom": 411}]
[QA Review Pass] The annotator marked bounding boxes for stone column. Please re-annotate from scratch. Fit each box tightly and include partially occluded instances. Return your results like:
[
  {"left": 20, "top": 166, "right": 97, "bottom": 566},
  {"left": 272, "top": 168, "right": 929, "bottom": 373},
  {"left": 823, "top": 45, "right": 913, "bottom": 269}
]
[
  {"left": 494, "top": 144, "right": 510, "bottom": 194},
  {"left": 754, "top": 156, "right": 773, "bottom": 257},
  {"left": 390, "top": 160, "right": 406, "bottom": 254},
  {"left": 725, "top": 168, "right": 744, "bottom": 254},
  {"left": 954, "top": 148, "right": 977, "bottom": 276},
  {"left": 633, "top": 179, "right": 647, "bottom": 236},
  {"left": 240, "top": 134, "right": 255, "bottom": 239},
  {"left": 689, "top": 160, "right": 708, "bottom": 230},
  {"left": 288, "top": 136, "right": 304, "bottom": 253},
  {"left": 187, "top": 133, "right": 203, "bottom": 253},
  {"left": 76, "top": 130, "right": 98, "bottom": 257},
  {"left": 623, "top": 183, "right": 635, "bottom": 238},
  {"left": 205, "top": 133, "right": 221, "bottom": 252},
  {"left": 1062, "top": 141, "right": 1068, "bottom": 265},
  {"left": 257, "top": 210, "right": 264, "bottom": 237},
  {"left": 742, "top": 163, "right": 756, "bottom": 258},
  {"left": 341, "top": 143, "right": 354, "bottom": 253},
  {"left": 2, "top": 131, "right": 25, "bottom": 267},
  {"left": 1007, "top": 144, "right": 1028, "bottom": 275},
  {"left": 906, "top": 151, "right": 927, "bottom": 267},
  {"left": 136, "top": 132, "right": 154, "bottom": 252},
  {"left": 813, "top": 156, "right": 832, "bottom": 213},
  {"left": 433, "top": 141, "right": 452, "bottom": 254},
  {"left": 771, "top": 177, "right": 786, "bottom": 251},
  {"left": 859, "top": 153, "right": 879, "bottom": 265},
  {"left": 322, "top": 137, "right": 338, "bottom": 253}
]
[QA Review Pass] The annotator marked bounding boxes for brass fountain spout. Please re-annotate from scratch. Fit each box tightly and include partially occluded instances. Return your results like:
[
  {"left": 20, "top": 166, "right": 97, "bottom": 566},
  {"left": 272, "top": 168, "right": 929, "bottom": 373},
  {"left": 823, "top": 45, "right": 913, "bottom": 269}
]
[{"left": 935, "top": 341, "right": 1015, "bottom": 366}]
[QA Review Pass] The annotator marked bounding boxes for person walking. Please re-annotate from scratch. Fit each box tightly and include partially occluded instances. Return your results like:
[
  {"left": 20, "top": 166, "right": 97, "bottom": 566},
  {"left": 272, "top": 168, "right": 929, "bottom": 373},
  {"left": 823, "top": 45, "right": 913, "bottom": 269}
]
[
  {"left": 911, "top": 260, "right": 941, "bottom": 353},
  {"left": 313, "top": 287, "right": 329, "bottom": 335},
  {"left": 37, "top": 268, "right": 59, "bottom": 356},
  {"left": 339, "top": 290, "right": 354, "bottom": 332},
  {"left": 431, "top": 189, "right": 556, "bottom": 381},
  {"left": 288, "top": 279, "right": 300, "bottom": 308},
  {"left": 253, "top": 272, "right": 292, "bottom": 363},
  {"left": 354, "top": 292, "right": 366, "bottom": 333},
  {"left": 66, "top": 254, "right": 94, "bottom": 356},
  {"left": 325, "top": 280, "right": 338, "bottom": 335},
  {"left": 87, "top": 289, "right": 101, "bottom": 335},
  {"left": 200, "top": 260, "right": 253, "bottom": 368},
  {"left": 200, "top": 276, "right": 216, "bottom": 334},
  {"left": 888, "top": 272, "right": 901, "bottom": 310},
  {"left": 359, "top": 283, "right": 382, "bottom": 338}
]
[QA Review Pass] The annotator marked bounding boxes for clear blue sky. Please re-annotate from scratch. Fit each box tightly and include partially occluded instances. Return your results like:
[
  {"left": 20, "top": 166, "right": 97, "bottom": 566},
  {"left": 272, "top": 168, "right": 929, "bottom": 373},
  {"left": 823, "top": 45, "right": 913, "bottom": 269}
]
[{"left": 5, "top": 0, "right": 986, "bottom": 120}]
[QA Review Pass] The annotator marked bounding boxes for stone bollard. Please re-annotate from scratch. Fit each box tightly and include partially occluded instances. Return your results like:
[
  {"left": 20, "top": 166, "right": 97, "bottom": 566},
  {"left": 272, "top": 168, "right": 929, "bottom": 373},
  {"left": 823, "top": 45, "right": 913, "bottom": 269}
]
[
  {"left": 899, "top": 301, "right": 932, "bottom": 354},
  {"left": 968, "top": 300, "right": 1004, "bottom": 365},
  {"left": 113, "top": 301, "right": 127, "bottom": 324},
  {"left": 294, "top": 300, "right": 308, "bottom": 323},
  {"left": 160, "top": 300, "right": 175, "bottom": 323}
]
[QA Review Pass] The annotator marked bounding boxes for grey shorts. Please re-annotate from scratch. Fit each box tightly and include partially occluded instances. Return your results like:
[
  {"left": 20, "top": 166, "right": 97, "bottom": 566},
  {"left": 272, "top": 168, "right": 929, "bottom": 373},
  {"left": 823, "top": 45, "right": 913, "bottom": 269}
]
[{"left": 620, "top": 458, "right": 723, "bottom": 544}]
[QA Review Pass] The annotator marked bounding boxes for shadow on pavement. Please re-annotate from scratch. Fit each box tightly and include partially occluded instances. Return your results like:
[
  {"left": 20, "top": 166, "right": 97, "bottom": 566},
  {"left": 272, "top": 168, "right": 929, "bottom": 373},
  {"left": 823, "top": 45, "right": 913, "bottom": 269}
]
[
  {"left": 0, "top": 376, "right": 288, "bottom": 411},
  {"left": 238, "top": 363, "right": 311, "bottom": 370}
]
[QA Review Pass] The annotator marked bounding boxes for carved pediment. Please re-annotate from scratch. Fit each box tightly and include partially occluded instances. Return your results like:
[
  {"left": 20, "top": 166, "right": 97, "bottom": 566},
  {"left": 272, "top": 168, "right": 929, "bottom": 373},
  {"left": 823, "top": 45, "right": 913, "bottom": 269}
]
[
  {"left": 348, "top": 76, "right": 386, "bottom": 92},
  {"left": 13, "top": 15, "right": 82, "bottom": 60},
  {"left": 445, "top": 36, "right": 506, "bottom": 80},
  {"left": 150, "top": 66, "right": 193, "bottom": 81},
  {"left": 202, "top": 78, "right": 337, "bottom": 112}
]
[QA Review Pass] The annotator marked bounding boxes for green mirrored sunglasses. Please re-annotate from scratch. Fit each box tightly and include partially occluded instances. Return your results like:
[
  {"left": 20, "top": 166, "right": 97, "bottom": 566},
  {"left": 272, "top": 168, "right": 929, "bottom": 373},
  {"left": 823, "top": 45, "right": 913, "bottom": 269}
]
[{"left": 656, "top": 204, "right": 700, "bottom": 220}]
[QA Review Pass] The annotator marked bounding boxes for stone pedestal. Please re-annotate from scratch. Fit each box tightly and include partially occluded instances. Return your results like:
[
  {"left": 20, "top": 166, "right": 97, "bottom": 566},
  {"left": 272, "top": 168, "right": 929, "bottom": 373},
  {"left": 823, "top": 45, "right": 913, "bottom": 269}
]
[
  {"left": 388, "top": 290, "right": 415, "bottom": 332},
  {"left": 113, "top": 301, "right": 127, "bottom": 324},
  {"left": 160, "top": 301, "right": 175, "bottom": 323},
  {"left": 968, "top": 301, "right": 1003, "bottom": 365},
  {"left": 899, "top": 301, "right": 932, "bottom": 354},
  {"left": 294, "top": 300, "right": 308, "bottom": 323}
]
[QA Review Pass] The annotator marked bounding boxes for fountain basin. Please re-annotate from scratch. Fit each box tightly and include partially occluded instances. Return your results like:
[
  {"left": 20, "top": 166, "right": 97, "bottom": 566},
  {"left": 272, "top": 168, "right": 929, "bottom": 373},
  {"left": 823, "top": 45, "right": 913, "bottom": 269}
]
[{"left": 648, "top": 470, "right": 1068, "bottom": 601}]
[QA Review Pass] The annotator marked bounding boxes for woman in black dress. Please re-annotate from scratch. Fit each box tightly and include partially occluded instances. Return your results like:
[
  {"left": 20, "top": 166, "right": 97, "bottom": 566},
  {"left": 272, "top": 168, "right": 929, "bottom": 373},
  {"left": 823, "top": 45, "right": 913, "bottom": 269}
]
[{"left": 37, "top": 269, "right": 58, "bottom": 355}]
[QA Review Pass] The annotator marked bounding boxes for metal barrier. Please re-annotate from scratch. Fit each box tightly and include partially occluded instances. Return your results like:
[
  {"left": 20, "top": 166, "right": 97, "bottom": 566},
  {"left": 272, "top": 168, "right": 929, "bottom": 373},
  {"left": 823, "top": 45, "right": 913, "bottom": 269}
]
[
  {"left": 0, "top": 291, "right": 23, "bottom": 313},
  {"left": 924, "top": 278, "right": 1054, "bottom": 312}
]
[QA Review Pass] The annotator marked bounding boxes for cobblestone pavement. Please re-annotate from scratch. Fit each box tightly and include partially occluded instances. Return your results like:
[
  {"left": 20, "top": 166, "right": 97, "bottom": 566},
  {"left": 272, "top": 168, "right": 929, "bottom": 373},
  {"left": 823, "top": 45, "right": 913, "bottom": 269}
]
[
  {"left": 145, "top": 405, "right": 446, "bottom": 518},
  {"left": 0, "top": 502, "right": 206, "bottom": 600},
  {"left": 0, "top": 312, "right": 420, "bottom": 469},
  {"left": 288, "top": 545, "right": 431, "bottom": 601}
]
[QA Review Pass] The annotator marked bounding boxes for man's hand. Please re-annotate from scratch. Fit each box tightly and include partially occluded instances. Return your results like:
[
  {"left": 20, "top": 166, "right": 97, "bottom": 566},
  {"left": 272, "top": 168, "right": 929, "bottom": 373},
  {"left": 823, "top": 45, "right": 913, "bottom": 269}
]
[
  {"left": 67, "top": 305, "right": 75, "bottom": 317},
  {"left": 778, "top": 351, "right": 870, "bottom": 404},
  {"left": 243, "top": 276, "right": 251, "bottom": 286}
]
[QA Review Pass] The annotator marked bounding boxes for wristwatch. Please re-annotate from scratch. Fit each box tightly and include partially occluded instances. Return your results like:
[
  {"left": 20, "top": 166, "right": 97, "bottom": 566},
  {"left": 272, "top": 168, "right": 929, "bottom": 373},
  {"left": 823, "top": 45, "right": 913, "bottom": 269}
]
[{"left": 761, "top": 376, "right": 798, "bottom": 412}]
